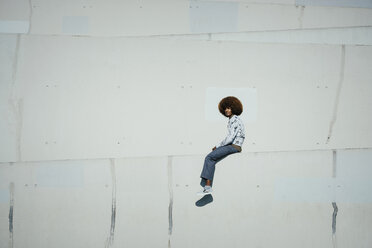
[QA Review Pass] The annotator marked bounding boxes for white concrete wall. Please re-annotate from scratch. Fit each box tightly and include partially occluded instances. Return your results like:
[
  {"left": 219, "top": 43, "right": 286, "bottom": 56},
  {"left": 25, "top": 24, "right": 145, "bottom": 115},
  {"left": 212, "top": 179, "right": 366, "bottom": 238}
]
[{"left": 1, "top": 0, "right": 372, "bottom": 247}]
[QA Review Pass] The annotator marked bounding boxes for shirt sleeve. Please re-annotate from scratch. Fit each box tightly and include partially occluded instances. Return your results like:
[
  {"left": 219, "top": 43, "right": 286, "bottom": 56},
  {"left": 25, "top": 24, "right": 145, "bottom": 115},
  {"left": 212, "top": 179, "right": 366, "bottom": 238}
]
[{"left": 216, "top": 119, "right": 241, "bottom": 148}]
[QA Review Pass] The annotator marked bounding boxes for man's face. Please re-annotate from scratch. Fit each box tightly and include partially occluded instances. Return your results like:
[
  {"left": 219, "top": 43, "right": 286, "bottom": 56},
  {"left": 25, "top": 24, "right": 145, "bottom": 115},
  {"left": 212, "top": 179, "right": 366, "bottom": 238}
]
[{"left": 225, "top": 107, "right": 232, "bottom": 117}]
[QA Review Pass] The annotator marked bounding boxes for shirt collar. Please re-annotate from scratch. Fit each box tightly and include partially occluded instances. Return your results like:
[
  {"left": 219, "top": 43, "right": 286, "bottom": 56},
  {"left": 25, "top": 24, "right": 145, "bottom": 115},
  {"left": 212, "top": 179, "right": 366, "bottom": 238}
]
[{"left": 229, "top": 115, "right": 238, "bottom": 121}]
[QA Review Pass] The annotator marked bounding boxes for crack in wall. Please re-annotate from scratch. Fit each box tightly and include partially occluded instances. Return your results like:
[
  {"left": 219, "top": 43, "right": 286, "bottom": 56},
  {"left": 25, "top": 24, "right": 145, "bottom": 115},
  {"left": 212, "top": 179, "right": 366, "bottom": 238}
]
[
  {"left": 167, "top": 156, "right": 174, "bottom": 247},
  {"left": 332, "top": 202, "right": 338, "bottom": 234},
  {"left": 332, "top": 150, "right": 338, "bottom": 248},
  {"left": 28, "top": 0, "right": 33, "bottom": 34},
  {"left": 9, "top": 182, "right": 15, "bottom": 248},
  {"left": 9, "top": 35, "right": 23, "bottom": 162},
  {"left": 105, "top": 159, "right": 117, "bottom": 248},
  {"left": 11, "top": 35, "right": 21, "bottom": 89},
  {"left": 332, "top": 202, "right": 338, "bottom": 248},
  {"left": 14, "top": 99, "right": 23, "bottom": 162},
  {"left": 332, "top": 150, "right": 337, "bottom": 178},
  {"left": 326, "top": 45, "right": 345, "bottom": 144},
  {"left": 297, "top": 6, "right": 305, "bottom": 29}
]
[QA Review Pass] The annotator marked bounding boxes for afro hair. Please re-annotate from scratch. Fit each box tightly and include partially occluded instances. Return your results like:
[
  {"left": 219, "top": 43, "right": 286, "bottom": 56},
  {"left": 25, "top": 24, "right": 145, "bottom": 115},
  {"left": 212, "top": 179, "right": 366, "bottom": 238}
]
[{"left": 218, "top": 96, "right": 243, "bottom": 117}]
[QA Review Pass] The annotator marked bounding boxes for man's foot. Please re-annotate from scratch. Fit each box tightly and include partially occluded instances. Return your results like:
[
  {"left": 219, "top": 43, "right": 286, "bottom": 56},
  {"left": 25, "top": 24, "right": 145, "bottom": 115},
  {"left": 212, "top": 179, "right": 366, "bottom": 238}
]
[{"left": 197, "top": 186, "right": 213, "bottom": 196}]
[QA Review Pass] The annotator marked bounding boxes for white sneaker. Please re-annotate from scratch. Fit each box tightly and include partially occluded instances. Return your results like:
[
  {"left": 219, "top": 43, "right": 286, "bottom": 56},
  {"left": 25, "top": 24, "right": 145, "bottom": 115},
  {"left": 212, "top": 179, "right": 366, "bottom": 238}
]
[{"left": 197, "top": 186, "right": 213, "bottom": 196}]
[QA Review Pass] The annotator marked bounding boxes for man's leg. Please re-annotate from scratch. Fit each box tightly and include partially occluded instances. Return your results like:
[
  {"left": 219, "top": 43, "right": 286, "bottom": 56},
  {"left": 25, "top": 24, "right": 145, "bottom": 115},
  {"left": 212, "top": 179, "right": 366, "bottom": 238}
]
[{"left": 200, "top": 145, "right": 239, "bottom": 187}]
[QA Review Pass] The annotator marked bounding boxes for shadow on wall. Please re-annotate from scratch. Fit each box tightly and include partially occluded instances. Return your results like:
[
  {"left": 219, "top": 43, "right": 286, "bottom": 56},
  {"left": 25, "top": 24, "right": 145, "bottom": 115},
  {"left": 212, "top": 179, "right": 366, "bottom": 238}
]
[{"left": 196, "top": 195, "right": 213, "bottom": 207}]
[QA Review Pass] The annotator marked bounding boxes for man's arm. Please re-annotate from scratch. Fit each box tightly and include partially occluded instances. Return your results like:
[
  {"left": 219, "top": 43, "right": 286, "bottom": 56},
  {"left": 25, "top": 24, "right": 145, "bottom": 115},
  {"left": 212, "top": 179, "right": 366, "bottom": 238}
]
[{"left": 215, "top": 121, "right": 240, "bottom": 148}]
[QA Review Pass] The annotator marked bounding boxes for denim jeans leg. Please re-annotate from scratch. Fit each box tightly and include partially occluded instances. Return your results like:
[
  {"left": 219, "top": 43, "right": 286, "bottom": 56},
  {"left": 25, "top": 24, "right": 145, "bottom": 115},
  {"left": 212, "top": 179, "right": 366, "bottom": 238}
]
[{"left": 200, "top": 145, "right": 239, "bottom": 185}]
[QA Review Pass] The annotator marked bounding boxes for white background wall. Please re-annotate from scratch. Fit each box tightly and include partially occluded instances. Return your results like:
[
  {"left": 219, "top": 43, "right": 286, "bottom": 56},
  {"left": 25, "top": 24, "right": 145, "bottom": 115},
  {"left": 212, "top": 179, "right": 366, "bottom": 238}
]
[{"left": 0, "top": 0, "right": 372, "bottom": 247}]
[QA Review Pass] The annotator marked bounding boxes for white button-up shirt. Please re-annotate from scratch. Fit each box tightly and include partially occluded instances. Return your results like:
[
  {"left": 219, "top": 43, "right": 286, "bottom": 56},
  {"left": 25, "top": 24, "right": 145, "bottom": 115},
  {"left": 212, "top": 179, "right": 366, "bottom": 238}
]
[{"left": 216, "top": 115, "right": 245, "bottom": 148}]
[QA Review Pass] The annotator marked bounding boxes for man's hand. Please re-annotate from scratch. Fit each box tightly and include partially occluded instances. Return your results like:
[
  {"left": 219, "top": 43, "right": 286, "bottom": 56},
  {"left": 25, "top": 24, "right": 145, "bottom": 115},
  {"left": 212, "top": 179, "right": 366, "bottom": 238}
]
[{"left": 212, "top": 146, "right": 216, "bottom": 151}]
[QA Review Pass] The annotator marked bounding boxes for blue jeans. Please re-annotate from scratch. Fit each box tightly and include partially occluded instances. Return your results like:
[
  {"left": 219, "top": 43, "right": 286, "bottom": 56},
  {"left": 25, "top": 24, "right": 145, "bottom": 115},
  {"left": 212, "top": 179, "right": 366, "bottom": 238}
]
[{"left": 200, "top": 145, "right": 240, "bottom": 186}]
